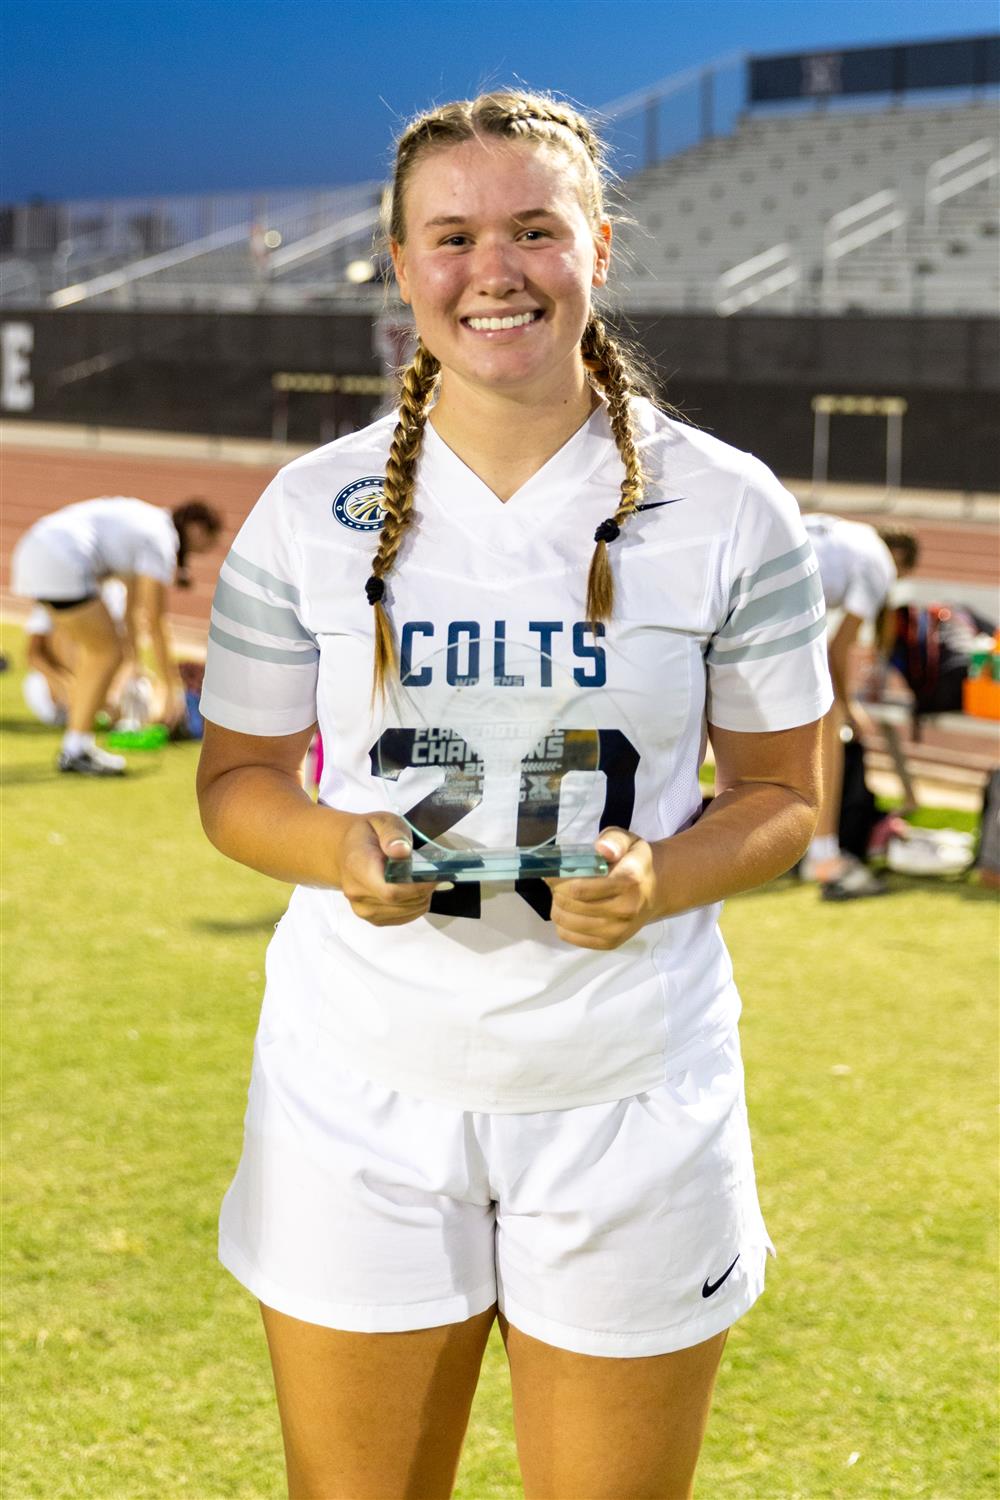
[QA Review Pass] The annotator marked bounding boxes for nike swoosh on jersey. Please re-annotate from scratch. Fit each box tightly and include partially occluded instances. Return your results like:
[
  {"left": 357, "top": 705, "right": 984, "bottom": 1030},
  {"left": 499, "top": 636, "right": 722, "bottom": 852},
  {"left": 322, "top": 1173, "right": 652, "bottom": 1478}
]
[
  {"left": 701, "top": 1253, "right": 740, "bottom": 1298},
  {"left": 635, "top": 498, "right": 684, "bottom": 511}
]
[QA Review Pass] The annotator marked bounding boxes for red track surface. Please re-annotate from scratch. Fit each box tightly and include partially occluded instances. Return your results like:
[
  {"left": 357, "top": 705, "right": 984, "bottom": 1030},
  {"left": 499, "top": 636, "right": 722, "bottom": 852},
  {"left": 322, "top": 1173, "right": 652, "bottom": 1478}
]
[
  {"left": 3, "top": 445, "right": 997, "bottom": 631},
  {"left": 2, "top": 448, "right": 280, "bottom": 632}
]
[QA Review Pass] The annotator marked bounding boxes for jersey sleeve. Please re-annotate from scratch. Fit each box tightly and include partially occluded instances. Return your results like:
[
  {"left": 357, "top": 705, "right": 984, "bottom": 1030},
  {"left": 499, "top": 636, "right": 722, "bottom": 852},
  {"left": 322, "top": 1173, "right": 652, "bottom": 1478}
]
[
  {"left": 706, "top": 459, "right": 833, "bottom": 732},
  {"left": 199, "top": 471, "right": 319, "bottom": 736},
  {"left": 841, "top": 544, "right": 895, "bottom": 622}
]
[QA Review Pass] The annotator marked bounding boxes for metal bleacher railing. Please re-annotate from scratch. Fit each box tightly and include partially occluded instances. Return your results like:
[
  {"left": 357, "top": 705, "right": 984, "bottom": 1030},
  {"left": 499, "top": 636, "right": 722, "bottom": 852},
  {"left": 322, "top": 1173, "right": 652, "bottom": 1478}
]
[
  {"left": 0, "top": 182, "right": 385, "bottom": 310},
  {"left": 608, "top": 98, "right": 998, "bottom": 317},
  {"left": 1, "top": 44, "right": 998, "bottom": 317}
]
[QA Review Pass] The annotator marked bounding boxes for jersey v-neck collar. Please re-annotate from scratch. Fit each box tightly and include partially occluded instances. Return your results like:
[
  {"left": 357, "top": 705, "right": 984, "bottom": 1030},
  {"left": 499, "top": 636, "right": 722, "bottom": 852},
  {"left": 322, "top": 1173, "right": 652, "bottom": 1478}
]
[{"left": 417, "top": 401, "right": 618, "bottom": 545}]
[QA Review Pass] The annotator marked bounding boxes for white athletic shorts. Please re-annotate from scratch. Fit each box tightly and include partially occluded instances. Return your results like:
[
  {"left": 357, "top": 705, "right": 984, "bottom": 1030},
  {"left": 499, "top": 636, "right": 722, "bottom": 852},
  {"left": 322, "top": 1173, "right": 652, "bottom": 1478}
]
[
  {"left": 219, "top": 1019, "right": 775, "bottom": 1359},
  {"left": 10, "top": 530, "right": 94, "bottom": 602}
]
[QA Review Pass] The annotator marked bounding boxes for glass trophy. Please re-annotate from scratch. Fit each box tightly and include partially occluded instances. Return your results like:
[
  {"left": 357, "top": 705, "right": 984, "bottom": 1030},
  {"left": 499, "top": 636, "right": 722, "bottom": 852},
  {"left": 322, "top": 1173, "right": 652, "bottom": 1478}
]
[{"left": 375, "top": 636, "right": 611, "bottom": 884}]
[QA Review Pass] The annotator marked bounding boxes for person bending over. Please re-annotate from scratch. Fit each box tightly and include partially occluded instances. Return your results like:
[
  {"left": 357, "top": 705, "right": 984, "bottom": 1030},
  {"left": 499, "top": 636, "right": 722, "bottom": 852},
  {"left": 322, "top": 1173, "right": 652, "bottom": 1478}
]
[
  {"left": 800, "top": 513, "right": 919, "bottom": 898},
  {"left": 11, "top": 496, "right": 222, "bottom": 775}
]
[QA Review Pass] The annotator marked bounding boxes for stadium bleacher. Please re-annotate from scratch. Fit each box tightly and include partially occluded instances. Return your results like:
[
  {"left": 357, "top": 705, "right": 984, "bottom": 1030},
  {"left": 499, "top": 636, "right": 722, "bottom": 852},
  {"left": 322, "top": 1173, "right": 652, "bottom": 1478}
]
[
  {"left": 0, "top": 34, "right": 996, "bottom": 489},
  {"left": 2, "top": 82, "right": 995, "bottom": 317},
  {"left": 612, "top": 103, "right": 998, "bottom": 315}
]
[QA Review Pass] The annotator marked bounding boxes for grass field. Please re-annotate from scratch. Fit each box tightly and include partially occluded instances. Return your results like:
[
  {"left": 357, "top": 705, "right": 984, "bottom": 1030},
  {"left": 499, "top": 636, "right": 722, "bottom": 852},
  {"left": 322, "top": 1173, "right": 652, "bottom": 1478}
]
[{"left": 2, "top": 619, "right": 997, "bottom": 1500}]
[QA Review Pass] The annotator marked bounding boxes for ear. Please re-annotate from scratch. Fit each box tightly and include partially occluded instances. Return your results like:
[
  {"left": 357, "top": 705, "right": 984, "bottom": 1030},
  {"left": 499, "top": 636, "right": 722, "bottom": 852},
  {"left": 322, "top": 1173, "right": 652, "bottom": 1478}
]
[
  {"left": 389, "top": 239, "right": 411, "bottom": 305},
  {"left": 592, "top": 220, "right": 612, "bottom": 289}
]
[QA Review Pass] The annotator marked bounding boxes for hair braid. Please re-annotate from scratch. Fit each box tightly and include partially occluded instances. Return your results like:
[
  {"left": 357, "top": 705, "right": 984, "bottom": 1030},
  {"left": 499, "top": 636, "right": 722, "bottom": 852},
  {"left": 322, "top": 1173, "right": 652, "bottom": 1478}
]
[
  {"left": 581, "top": 316, "right": 646, "bottom": 628},
  {"left": 368, "top": 341, "right": 440, "bottom": 700},
  {"left": 479, "top": 94, "right": 603, "bottom": 167}
]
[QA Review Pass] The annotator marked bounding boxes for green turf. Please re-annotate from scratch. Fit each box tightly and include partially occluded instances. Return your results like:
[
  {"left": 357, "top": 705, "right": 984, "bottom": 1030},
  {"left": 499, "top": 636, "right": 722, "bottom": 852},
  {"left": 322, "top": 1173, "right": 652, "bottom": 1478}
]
[{"left": 2, "top": 622, "right": 997, "bottom": 1499}]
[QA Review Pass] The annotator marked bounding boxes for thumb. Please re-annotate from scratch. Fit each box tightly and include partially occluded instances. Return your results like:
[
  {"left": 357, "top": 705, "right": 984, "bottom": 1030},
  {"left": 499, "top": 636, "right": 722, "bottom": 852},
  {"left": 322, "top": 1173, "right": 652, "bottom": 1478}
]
[
  {"left": 369, "top": 813, "right": 413, "bottom": 858},
  {"left": 594, "top": 827, "right": 634, "bottom": 866}
]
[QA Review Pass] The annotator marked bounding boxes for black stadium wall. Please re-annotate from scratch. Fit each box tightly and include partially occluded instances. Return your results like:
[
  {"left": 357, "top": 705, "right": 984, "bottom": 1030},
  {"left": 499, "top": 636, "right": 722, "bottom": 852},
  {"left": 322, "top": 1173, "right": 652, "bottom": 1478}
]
[{"left": 2, "top": 308, "right": 997, "bottom": 490}]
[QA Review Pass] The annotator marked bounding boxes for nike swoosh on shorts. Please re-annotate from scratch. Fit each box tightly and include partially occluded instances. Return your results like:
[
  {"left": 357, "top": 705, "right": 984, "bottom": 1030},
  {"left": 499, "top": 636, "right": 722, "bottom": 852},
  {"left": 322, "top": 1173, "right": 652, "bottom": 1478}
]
[{"left": 702, "top": 1253, "right": 740, "bottom": 1298}]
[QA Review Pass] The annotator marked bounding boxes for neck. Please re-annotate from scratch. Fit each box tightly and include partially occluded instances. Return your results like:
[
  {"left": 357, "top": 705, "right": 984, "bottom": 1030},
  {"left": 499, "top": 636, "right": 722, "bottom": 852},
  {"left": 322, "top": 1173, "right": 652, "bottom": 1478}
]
[{"left": 430, "top": 364, "right": 598, "bottom": 502}]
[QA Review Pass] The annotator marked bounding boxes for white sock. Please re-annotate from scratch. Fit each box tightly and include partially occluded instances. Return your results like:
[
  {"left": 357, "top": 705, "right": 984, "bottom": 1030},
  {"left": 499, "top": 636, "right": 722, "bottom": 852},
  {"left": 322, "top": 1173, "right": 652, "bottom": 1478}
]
[
  {"left": 63, "top": 730, "right": 96, "bottom": 755},
  {"left": 808, "top": 835, "right": 839, "bottom": 863}
]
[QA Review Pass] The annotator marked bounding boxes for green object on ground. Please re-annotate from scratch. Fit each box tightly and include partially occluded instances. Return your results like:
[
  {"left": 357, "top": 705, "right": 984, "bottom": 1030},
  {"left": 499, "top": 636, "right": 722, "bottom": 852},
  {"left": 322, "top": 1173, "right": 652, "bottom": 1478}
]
[{"left": 105, "top": 723, "right": 169, "bottom": 750}]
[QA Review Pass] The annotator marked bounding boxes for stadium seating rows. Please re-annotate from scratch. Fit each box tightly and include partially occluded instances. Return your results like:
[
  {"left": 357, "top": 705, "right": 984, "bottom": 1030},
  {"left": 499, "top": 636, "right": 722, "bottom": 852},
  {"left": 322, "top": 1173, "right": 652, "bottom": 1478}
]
[
  {"left": 611, "top": 103, "right": 998, "bottom": 314},
  {"left": 1, "top": 103, "right": 996, "bottom": 316}
]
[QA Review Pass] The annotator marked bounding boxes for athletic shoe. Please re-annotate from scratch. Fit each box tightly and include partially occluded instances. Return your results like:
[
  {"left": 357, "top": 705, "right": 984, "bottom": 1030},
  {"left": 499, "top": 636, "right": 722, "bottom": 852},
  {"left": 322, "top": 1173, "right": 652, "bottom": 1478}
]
[
  {"left": 57, "top": 744, "right": 127, "bottom": 777},
  {"left": 886, "top": 831, "right": 975, "bottom": 877},
  {"left": 820, "top": 853, "right": 888, "bottom": 902}
]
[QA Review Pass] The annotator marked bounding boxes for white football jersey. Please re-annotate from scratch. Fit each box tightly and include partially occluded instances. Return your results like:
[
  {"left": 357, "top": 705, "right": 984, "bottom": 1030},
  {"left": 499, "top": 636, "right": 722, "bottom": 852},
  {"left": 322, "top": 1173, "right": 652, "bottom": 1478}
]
[
  {"left": 803, "top": 513, "right": 897, "bottom": 623},
  {"left": 201, "top": 397, "right": 832, "bottom": 1112},
  {"left": 27, "top": 498, "right": 179, "bottom": 586}
]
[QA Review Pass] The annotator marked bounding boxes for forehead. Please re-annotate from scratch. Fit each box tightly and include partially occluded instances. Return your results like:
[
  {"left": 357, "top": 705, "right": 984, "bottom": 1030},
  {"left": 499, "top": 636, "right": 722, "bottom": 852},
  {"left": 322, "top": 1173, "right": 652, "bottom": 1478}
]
[{"left": 402, "top": 136, "right": 590, "bottom": 228}]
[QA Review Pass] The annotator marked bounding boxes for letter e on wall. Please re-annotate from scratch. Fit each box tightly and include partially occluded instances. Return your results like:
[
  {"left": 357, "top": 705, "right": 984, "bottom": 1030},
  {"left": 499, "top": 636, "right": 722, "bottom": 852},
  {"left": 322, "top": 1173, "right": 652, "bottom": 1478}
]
[{"left": 1, "top": 323, "right": 34, "bottom": 411}]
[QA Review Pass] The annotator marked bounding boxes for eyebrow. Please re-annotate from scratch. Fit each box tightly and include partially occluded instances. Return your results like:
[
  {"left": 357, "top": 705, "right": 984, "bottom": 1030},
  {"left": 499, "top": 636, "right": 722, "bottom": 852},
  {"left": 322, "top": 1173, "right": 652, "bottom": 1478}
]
[{"left": 422, "top": 208, "right": 561, "bottom": 229}]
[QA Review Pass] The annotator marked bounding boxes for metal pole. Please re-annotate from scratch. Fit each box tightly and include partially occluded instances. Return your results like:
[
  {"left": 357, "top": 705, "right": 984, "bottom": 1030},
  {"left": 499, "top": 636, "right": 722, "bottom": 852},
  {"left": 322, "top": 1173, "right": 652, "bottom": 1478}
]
[
  {"left": 812, "top": 406, "right": 830, "bottom": 493},
  {"left": 272, "top": 388, "right": 289, "bottom": 445},
  {"left": 701, "top": 67, "right": 715, "bottom": 141},
  {"left": 885, "top": 409, "right": 903, "bottom": 494},
  {"left": 644, "top": 97, "right": 658, "bottom": 168}
]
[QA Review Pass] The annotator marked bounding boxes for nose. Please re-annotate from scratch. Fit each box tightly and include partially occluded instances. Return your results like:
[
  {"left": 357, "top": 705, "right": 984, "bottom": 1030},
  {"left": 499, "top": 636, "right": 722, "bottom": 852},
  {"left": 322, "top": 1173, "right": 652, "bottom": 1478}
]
[{"left": 472, "top": 238, "right": 525, "bottom": 298}]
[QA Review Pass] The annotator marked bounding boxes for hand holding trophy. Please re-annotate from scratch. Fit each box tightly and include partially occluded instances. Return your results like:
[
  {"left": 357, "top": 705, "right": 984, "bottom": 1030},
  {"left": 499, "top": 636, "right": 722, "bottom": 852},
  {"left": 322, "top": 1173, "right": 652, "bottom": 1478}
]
[{"left": 375, "top": 635, "right": 613, "bottom": 885}]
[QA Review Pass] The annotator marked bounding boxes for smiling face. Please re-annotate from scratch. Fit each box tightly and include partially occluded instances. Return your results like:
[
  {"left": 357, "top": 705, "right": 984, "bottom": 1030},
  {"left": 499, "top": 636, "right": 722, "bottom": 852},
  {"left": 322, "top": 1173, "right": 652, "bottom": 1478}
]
[{"left": 391, "top": 136, "right": 611, "bottom": 407}]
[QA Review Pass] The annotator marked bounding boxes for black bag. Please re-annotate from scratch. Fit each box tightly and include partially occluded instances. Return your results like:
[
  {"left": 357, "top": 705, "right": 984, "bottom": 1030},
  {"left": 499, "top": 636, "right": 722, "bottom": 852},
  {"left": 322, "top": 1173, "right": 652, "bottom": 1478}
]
[{"left": 890, "top": 604, "right": 991, "bottom": 714}]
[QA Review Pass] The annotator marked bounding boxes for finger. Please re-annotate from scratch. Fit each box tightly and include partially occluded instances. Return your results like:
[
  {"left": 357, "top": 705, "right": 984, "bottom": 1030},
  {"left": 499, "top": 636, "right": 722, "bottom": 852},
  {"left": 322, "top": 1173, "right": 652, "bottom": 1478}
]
[
  {"left": 547, "top": 873, "right": 634, "bottom": 905},
  {"left": 552, "top": 902, "right": 637, "bottom": 937},
  {"left": 368, "top": 812, "right": 415, "bottom": 860},
  {"left": 364, "top": 907, "right": 434, "bottom": 927},
  {"left": 594, "top": 827, "right": 637, "bottom": 865},
  {"left": 552, "top": 922, "right": 620, "bottom": 951}
]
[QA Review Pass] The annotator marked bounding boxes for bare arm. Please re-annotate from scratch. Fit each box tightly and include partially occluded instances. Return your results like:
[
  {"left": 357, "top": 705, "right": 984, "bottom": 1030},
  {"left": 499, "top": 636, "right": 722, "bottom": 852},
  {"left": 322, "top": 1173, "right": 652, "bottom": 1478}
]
[
  {"left": 196, "top": 721, "right": 441, "bottom": 925},
  {"left": 129, "top": 574, "right": 186, "bottom": 723},
  {"left": 549, "top": 718, "right": 822, "bottom": 949},
  {"left": 656, "top": 718, "right": 822, "bottom": 912},
  {"left": 827, "top": 612, "right": 863, "bottom": 712},
  {"left": 132, "top": 574, "right": 180, "bottom": 687}
]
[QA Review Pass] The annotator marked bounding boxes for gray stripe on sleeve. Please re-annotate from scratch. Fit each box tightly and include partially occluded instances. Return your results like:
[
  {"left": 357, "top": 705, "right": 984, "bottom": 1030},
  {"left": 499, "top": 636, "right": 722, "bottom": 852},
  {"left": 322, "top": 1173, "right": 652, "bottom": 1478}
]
[
  {"left": 708, "top": 614, "right": 827, "bottom": 665},
  {"left": 224, "top": 549, "right": 301, "bottom": 605},
  {"left": 717, "top": 569, "right": 824, "bottom": 640},
  {"left": 728, "top": 540, "right": 813, "bottom": 610},
  {"left": 208, "top": 621, "right": 319, "bottom": 666},
  {"left": 212, "top": 575, "right": 315, "bottom": 643}
]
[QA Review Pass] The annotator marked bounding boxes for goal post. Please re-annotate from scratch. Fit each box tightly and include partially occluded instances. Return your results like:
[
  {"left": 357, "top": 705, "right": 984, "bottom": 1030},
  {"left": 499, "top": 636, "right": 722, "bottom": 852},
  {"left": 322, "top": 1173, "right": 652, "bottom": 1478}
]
[
  {"left": 270, "top": 371, "right": 396, "bottom": 444},
  {"left": 810, "top": 393, "right": 908, "bottom": 501}
]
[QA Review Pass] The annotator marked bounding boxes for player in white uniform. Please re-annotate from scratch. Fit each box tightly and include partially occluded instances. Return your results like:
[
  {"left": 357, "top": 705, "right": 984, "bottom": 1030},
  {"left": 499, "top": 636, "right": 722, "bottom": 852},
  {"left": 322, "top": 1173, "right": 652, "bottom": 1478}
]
[
  {"left": 799, "top": 514, "right": 919, "bottom": 898},
  {"left": 197, "top": 91, "right": 831, "bottom": 1500},
  {"left": 11, "top": 497, "right": 222, "bottom": 774}
]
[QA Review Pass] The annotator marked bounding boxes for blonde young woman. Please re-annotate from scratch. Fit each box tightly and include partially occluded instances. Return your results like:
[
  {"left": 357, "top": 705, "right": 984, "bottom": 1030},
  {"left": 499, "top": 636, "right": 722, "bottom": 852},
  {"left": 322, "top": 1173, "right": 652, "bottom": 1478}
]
[{"left": 197, "top": 91, "right": 832, "bottom": 1499}]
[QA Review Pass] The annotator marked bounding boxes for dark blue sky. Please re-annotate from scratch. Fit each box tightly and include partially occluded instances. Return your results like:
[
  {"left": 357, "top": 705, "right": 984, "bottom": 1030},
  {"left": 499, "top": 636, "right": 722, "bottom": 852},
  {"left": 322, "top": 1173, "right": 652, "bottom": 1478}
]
[{"left": 2, "top": 0, "right": 997, "bottom": 200}]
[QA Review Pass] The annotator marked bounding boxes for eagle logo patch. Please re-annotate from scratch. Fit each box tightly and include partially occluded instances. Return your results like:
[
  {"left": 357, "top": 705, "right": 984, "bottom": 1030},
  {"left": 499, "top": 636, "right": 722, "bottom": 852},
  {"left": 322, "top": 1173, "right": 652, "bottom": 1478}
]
[{"left": 333, "top": 477, "right": 387, "bottom": 532}]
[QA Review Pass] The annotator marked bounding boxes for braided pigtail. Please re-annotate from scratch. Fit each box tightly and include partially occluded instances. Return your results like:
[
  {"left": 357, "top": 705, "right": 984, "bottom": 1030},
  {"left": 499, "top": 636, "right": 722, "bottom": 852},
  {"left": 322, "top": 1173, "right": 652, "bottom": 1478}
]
[
  {"left": 367, "top": 341, "right": 440, "bottom": 701},
  {"left": 581, "top": 315, "right": 646, "bottom": 629}
]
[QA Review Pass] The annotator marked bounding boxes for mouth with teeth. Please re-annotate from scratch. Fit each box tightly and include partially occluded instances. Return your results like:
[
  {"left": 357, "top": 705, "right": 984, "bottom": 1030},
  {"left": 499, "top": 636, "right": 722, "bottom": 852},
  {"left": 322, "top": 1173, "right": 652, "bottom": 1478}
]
[{"left": 462, "top": 309, "right": 545, "bottom": 333}]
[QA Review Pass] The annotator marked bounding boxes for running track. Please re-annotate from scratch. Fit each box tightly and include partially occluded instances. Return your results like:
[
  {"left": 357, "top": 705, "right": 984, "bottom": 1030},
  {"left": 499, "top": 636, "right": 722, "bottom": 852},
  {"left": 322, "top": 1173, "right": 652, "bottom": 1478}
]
[{"left": 3, "top": 441, "right": 996, "bottom": 635}]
